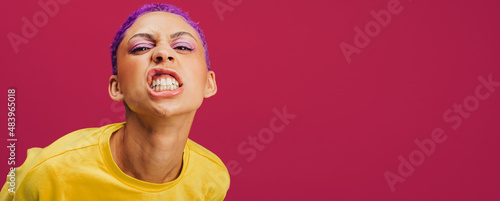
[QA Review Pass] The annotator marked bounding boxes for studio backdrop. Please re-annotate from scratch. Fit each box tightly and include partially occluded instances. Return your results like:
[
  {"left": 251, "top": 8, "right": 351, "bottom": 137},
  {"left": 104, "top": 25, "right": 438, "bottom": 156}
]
[{"left": 1, "top": 0, "right": 499, "bottom": 200}]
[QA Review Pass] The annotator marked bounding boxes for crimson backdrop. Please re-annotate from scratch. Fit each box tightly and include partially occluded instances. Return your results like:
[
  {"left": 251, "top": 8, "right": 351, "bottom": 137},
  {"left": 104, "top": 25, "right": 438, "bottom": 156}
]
[{"left": 1, "top": 0, "right": 500, "bottom": 200}]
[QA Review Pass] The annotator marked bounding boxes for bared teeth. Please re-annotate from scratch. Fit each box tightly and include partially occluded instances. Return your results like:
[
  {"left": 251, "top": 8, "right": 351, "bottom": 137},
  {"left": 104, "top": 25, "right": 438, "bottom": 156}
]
[{"left": 150, "top": 76, "right": 180, "bottom": 92}]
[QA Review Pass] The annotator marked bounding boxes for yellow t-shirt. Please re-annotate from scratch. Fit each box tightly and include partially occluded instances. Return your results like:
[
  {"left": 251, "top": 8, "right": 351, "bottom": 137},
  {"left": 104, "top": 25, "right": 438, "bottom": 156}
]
[{"left": 0, "top": 123, "right": 230, "bottom": 200}]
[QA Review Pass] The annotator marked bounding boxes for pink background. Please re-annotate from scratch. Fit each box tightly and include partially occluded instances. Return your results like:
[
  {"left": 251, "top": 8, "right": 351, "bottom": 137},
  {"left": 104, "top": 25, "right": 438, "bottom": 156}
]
[{"left": 1, "top": 0, "right": 500, "bottom": 200}]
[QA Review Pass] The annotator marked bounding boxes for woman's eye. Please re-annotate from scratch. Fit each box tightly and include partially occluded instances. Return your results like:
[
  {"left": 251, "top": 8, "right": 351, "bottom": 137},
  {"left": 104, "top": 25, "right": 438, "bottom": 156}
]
[
  {"left": 172, "top": 41, "right": 194, "bottom": 51},
  {"left": 131, "top": 46, "right": 151, "bottom": 53},
  {"left": 129, "top": 42, "right": 155, "bottom": 54},
  {"left": 174, "top": 46, "right": 193, "bottom": 51}
]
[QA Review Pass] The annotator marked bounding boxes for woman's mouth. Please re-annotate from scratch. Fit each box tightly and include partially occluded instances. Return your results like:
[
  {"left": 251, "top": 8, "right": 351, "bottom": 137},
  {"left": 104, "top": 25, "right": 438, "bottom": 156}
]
[
  {"left": 150, "top": 75, "right": 180, "bottom": 91},
  {"left": 146, "top": 67, "right": 184, "bottom": 98}
]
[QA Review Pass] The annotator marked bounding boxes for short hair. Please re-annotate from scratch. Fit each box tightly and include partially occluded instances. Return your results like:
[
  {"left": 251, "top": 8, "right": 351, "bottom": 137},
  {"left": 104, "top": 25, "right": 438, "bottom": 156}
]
[{"left": 110, "top": 3, "right": 210, "bottom": 75}]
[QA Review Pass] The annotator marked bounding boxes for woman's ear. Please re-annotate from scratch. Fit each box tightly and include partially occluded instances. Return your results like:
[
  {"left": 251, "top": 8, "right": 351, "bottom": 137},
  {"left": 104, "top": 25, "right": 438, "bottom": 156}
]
[
  {"left": 109, "top": 75, "right": 124, "bottom": 101},
  {"left": 204, "top": 70, "right": 217, "bottom": 98}
]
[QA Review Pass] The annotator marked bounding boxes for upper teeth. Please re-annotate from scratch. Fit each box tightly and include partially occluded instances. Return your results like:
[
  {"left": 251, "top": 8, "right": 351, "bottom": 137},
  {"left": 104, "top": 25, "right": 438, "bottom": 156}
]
[{"left": 151, "top": 77, "right": 180, "bottom": 91}]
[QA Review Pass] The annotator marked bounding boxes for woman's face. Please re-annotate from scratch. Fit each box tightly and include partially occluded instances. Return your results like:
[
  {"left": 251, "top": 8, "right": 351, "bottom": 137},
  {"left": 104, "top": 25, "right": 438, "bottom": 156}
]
[{"left": 110, "top": 11, "right": 216, "bottom": 119}]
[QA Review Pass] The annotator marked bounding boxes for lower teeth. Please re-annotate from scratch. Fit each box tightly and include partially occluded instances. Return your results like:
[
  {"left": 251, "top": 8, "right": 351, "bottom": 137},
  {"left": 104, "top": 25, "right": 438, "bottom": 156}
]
[{"left": 151, "top": 85, "right": 178, "bottom": 91}]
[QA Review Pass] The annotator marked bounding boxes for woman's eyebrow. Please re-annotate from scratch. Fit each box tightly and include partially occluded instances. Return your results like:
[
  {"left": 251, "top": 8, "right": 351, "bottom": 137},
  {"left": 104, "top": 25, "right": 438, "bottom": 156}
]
[
  {"left": 128, "top": 33, "right": 155, "bottom": 43},
  {"left": 170, "top": 31, "right": 197, "bottom": 42}
]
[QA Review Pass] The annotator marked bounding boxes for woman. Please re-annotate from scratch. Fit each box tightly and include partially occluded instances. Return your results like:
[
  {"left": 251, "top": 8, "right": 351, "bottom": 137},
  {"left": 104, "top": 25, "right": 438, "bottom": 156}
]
[{"left": 1, "top": 3, "right": 229, "bottom": 200}]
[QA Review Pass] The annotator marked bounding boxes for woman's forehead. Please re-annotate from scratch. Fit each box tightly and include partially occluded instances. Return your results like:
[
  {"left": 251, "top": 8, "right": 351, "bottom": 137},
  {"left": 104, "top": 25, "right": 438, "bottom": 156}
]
[{"left": 125, "top": 12, "right": 198, "bottom": 39}]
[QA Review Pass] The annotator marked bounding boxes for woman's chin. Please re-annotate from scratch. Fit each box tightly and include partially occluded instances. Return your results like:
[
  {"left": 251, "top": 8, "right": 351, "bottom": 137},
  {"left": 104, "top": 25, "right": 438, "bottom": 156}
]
[{"left": 150, "top": 104, "right": 194, "bottom": 119}]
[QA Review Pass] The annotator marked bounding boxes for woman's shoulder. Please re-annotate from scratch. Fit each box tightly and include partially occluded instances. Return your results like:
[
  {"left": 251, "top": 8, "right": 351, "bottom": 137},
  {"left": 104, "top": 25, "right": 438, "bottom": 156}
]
[
  {"left": 185, "top": 139, "right": 230, "bottom": 195},
  {"left": 11, "top": 123, "right": 123, "bottom": 189},
  {"left": 32, "top": 123, "right": 120, "bottom": 160},
  {"left": 186, "top": 139, "right": 227, "bottom": 169}
]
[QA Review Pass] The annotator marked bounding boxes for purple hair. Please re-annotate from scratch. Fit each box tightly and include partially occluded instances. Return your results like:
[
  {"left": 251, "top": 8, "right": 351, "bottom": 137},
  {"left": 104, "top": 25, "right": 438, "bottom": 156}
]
[{"left": 110, "top": 3, "right": 210, "bottom": 75}]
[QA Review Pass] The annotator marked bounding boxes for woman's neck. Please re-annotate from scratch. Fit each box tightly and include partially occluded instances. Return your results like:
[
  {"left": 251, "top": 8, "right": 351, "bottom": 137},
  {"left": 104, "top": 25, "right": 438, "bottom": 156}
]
[{"left": 110, "top": 111, "right": 195, "bottom": 183}]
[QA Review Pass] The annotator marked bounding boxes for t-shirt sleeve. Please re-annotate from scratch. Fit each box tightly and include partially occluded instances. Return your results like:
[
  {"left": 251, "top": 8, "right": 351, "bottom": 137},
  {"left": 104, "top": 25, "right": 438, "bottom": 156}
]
[
  {"left": 0, "top": 148, "right": 45, "bottom": 201},
  {"left": 0, "top": 168, "right": 40, "bottom": 201},
  {"left": 204, "top": 168, "right": 230, "bottom": 201},
  {"left": 0, "top": 179, "right": 15, "bottom": 201}
]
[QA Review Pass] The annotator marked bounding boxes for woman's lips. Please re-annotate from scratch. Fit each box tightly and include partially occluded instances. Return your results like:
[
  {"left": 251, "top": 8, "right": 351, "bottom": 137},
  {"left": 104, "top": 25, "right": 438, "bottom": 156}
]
[
  {"left": 146, "top": 67, "right": 184, "bottom": 98},
  {"left": 147, "top": 86, "right": 183, "bottom": 98}
]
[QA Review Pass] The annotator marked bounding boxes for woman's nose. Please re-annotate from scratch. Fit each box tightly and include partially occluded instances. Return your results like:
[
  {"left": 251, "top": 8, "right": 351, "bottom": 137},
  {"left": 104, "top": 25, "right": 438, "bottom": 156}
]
[{"left": 152, "top": 48, "right": 174, "bottom": 63}]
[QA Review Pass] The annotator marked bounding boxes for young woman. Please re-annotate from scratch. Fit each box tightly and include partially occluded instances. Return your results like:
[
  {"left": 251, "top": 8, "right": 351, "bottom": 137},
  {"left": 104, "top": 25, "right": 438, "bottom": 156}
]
[{"left": 1, "top": 3, "right": 229, "bottom": 200}]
